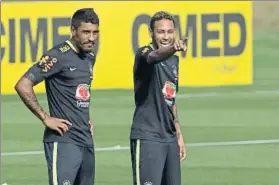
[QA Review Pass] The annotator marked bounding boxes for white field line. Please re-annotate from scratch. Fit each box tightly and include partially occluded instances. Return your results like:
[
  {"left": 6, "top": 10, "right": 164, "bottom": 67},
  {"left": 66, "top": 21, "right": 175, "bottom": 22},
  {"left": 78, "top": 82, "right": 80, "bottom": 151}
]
[
  {"left": 3, "top": 89, "right": 279, "bottom": 106},
  {"left": 2, "top": 139, "right": 279, "bottom": 157}
]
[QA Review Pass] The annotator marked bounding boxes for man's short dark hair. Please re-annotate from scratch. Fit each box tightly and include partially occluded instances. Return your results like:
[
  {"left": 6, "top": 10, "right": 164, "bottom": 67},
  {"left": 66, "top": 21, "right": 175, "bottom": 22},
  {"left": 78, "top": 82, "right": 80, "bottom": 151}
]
[
  {"left": 150, "top": 11, "right": 175, "bottom": 31},
  {"left": 71, "top": 8, "right": 99, "bottom": 28}
]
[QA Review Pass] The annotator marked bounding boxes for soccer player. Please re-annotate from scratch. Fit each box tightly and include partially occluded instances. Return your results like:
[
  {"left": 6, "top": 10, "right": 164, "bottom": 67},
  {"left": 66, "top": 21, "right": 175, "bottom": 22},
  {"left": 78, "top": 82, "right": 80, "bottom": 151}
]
[
  {"left": 130, "top": 11, "right": 188, "bottom": 185},
  {"left": 14, "top": 8, "right": 99, "bottom": 185}
]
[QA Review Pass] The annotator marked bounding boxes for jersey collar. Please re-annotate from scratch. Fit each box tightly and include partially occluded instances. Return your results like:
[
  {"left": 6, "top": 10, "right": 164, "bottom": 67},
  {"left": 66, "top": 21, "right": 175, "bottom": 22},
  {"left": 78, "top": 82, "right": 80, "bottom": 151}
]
[
  {"left": 65, "top": 40, "right": 95, "bottom": 57},
  {"left": 65, "top": 40, "right": 79, "bottom": 53},
  {"left": 149, "top": 42, "right": 156, "bottom": 50}
]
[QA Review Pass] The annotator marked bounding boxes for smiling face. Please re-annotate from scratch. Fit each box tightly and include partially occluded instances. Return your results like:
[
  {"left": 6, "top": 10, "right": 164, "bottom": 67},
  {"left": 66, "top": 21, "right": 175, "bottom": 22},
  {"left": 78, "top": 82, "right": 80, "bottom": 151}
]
[
  {"left": 150, "top": 19, "right": 176, "bottom": 49},
  {"left": 149, "top": 11, "right": 176, "bottom": 49}
]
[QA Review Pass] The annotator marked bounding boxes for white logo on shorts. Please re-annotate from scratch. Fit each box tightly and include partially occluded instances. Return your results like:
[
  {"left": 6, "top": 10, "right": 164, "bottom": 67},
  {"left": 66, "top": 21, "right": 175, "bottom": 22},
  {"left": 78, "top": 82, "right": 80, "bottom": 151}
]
[
  {"left": 69, "top": 67, "right": 77, "bottom": 71},
  {"left": 63, "top": 180, "right": 71, "bottom": 185},
  {"left": 144, "top": 181, "right": 153, "bottom": 185}
]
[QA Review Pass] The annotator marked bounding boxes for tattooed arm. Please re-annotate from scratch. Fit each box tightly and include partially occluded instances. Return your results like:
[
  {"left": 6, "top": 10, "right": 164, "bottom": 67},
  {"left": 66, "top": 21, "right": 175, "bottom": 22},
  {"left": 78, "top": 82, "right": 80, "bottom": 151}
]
[
  {"left": 14, "top": 73, "right": 71, "bottom": 135},
  {"left": 14, "top": 51, "right": 62, "bottom": 121},
  {"left": 146, "top": 45, "right": 177, "bottom": 64},
  {"left": 14, "top": 73, "right": 48, "bottom": 121},
  {"left": 145, "top": 37, "right": 188, "bottom": 64},
  {"left": 14, "top": 51, "right": 71, "bottom": 135}
]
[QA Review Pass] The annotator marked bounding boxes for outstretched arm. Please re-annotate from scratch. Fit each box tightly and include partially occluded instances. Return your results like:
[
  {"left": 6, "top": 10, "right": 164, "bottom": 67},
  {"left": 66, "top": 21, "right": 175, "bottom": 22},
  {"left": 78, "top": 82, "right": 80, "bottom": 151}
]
[
  {"left": 145, "top": 37, "right": 188, "bottom": 64},
  {"left": 146, "top": 45, "right": 177, "bottom": 64}
]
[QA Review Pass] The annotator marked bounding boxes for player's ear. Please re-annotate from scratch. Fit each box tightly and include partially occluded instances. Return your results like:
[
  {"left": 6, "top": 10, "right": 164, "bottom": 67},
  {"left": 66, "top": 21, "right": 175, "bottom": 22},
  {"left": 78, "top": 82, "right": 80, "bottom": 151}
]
[
  {"left": 173, "top": 28, "right": 177, "bottom": 38},
  {"left": 148, "top": 27, "right": 153, "bottom": 38},
  {"left": 71, "top": 26, "right": 77, "bottom": 36}
]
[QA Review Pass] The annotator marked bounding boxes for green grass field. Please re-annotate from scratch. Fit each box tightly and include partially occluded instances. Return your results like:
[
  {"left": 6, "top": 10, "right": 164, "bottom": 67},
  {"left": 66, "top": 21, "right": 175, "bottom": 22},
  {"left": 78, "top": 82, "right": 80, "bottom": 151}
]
[{"left": 1, "top": 30, "right": 279, "bottom": 185}]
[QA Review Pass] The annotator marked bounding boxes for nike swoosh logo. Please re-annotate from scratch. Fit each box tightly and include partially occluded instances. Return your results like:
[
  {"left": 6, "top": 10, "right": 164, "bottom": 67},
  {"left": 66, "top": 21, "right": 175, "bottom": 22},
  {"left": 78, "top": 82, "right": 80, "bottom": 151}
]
[{"left": 69, "top": 67, "right": 76, "bottom": 71}]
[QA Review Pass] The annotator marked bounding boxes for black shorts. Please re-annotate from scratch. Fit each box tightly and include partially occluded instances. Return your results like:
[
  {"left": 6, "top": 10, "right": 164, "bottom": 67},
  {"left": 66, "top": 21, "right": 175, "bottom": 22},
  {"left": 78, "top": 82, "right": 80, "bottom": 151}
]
[
  {"left": 130, "top": 139, "right": 181, "bottom": 185},
  {"left": 44, "top": 142, "right": 95, "bottom": 185}
]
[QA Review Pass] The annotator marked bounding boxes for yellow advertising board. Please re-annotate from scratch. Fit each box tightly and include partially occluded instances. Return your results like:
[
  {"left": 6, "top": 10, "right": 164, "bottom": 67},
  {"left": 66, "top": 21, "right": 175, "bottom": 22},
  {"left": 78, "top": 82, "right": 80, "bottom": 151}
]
[{"left": 1, "top": 1, "right": 253, "bottom": 94}]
